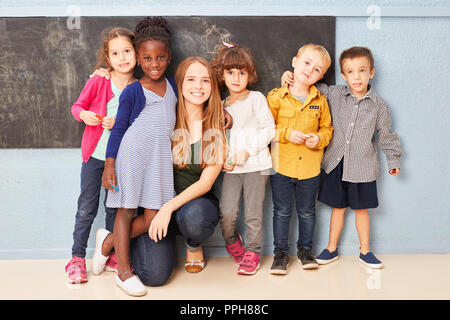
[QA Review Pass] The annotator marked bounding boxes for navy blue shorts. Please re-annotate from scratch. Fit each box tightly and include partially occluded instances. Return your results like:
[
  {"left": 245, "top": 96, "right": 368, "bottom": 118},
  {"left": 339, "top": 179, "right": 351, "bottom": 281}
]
[{"left": 318, "top": 160, "right": 378, "bottom": 210}]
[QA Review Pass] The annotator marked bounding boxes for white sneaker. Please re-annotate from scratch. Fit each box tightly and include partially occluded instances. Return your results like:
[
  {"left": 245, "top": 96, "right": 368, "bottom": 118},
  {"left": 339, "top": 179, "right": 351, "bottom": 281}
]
[
  {"left": 116, "top": 274, "right": 147, "bottom": 297},
  {"left": 92, "top": 229, "right": 110, "bottom": 275}
]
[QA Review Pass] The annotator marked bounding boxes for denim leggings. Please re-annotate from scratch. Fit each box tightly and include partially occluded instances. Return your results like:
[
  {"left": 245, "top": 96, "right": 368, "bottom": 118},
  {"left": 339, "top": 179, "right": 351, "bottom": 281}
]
[
  {"left": 72, "top": 157, "right": 117, "bottom": 258},
  {"left": 129, "top": 194, "right": 219, "bottom": 286}
]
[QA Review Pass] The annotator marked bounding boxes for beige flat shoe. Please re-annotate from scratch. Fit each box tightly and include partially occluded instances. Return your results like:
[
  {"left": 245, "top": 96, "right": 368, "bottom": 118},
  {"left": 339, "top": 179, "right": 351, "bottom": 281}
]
[
  {"left": 185, "top": 247, "right": 205, "bottom": 273},
  {"left": 184, "top": 259, "right": 205, "bottom": 273}
]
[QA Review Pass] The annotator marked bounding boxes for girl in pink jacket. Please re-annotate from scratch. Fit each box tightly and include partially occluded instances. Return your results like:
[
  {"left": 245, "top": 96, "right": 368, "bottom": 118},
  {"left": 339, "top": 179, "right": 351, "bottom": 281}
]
[{"left": 66, "top": 27, "right": 137, "bottom": 284}]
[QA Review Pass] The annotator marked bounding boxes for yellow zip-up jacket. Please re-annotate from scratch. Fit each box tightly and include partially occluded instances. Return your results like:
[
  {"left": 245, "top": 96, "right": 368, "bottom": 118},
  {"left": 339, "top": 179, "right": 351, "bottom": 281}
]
[{"left": 267, "top": 85, "right": 333, "bottom": 180}]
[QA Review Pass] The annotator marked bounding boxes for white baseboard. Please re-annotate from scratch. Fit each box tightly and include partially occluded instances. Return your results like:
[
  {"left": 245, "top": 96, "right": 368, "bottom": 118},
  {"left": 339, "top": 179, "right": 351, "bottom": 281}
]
[{"left": 1, "top": 243, "right": 449, "bottom": 260}]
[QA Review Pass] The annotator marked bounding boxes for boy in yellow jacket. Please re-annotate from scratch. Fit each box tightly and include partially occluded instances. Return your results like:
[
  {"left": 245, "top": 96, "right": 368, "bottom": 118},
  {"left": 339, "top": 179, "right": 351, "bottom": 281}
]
[{"left": 267, "top": 43, "right": 333, "bottom": 274}]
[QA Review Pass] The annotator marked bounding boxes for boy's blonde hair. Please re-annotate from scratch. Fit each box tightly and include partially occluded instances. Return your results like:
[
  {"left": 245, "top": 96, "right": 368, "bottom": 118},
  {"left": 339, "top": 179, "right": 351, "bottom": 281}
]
[{"left": 296, "top": 43, "right": 332, "bottom": 72}]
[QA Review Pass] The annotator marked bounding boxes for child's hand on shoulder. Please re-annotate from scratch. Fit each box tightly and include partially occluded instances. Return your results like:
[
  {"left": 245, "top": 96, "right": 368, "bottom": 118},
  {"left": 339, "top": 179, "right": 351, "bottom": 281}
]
[
  {"left": 80, "top": 110, "right": 101, "bottom": 126},
  {"left": 389, "top": 168, "right": 400, "bottom": 175},
  {"left": 305, "top": 133, "right": 320, "bottom": 149},
  {"left": 289, "top": 130, "right": 307, "bottom": 144},
  {"left": 101, "top": 116, "right": 115, "bottom": 130},
  {"left": 281, "top": 70, "right": 294, "bottom": 87},
  {"left": 90, "top": 68, "right": 111, "bottom": 79}
]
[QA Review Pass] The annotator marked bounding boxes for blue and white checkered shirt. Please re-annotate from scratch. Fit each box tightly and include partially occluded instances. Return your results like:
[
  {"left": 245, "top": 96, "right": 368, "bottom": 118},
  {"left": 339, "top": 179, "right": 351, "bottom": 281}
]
[{"left": 316, "top": 83, "right": 402, "bottom": 183}]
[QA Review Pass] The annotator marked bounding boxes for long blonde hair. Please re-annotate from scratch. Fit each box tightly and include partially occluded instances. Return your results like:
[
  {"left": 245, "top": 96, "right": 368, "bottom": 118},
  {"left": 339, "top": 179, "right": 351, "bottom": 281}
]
[{"left": 172, "top": 56, "right": 226, "bottom": 169}]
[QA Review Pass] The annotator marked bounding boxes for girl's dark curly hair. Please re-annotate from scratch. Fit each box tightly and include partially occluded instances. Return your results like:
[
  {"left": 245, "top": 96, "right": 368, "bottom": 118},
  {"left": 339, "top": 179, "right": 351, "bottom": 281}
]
[{"left": 134, "top": 16, "right": 171, "bottom": 51}]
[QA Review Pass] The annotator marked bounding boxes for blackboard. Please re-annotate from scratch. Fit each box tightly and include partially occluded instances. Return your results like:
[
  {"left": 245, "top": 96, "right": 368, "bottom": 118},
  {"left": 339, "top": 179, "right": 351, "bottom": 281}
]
[{"left": 0, "top": 16, "right": 335, "bottom": 148}]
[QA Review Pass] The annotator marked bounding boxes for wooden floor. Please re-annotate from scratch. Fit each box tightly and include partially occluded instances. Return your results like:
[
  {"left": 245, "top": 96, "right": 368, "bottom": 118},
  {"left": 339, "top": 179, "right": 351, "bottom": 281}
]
[{"left": 1, "top": 254, "right": 449, "bottom": 300}]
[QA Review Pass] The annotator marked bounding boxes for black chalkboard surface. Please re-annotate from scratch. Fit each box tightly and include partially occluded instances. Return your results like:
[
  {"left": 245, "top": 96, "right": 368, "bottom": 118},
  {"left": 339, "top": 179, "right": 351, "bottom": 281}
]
[{"left": 0, "top": 16, "right": 335, "bottom": 148}]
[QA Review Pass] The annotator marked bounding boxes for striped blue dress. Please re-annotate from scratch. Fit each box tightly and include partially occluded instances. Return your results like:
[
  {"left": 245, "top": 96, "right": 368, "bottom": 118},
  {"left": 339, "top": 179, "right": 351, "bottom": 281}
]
[{"left": 106, "top": 79, "right": 177, "bottom": 209}]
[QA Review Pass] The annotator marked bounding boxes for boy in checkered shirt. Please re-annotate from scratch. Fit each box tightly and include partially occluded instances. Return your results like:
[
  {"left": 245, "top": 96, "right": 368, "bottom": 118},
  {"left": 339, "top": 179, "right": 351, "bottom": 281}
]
[{"left": 282, "top": 46, "right": 402, "bottom": 268}]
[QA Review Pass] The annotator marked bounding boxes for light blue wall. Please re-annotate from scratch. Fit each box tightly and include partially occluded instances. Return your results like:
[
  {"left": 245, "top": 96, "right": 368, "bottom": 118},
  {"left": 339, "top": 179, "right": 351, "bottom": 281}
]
[{"left": 1, "top": 1, "right": 449, "bottom": 259}]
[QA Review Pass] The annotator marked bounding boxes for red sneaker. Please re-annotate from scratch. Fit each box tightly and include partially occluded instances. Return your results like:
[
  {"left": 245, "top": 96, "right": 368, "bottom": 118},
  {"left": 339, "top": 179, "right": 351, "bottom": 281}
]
[
  {"left": 105, "top": 253, "right": 118, "bottom": 273},
  {"left": 65, "top": 256, "right": 88, "bottom": 284},
  {"left": 237, "top": 251, "right": 261, "bottom": 275},
  {"left": 225, "top": 234, "right": 245, "bottom": 263},
  {"left": 104, "top": 252, "right": 134, "bottom": 273}
]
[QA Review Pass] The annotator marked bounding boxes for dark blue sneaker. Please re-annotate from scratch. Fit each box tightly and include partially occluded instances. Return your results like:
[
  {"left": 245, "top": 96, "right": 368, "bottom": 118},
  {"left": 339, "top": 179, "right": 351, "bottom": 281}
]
[
  {"left": 315, "top": 248, "right": 339, "bottom": 265},
  {"left": 359, "top": 252, "right": 384, "bottom": 269}
]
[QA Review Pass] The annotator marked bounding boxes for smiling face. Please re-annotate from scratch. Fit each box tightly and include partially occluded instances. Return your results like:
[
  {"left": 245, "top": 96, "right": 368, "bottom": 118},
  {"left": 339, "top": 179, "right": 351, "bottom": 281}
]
[
  {"left": 107, "top": 36, "right": 136, "bottom": 74},
  {"left": 181, "top": 61, "right": 212, "bottom": 108},
  {"left": 340, "top": 56, "right": 375, "bottom": 98},
  {"left": 223, "top": 68, "right": 249, "bottom": 95},
  {"left": 137, "top": 39, "right": 171, "bottom": 81},
  {"left": 292, "top": 48, "right": 327, "bottom": 87}
]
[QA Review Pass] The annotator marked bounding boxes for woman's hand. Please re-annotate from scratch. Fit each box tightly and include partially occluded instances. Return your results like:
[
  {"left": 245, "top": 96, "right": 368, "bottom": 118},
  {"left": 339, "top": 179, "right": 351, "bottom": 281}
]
[
  {"left": 89, "top": 68, "right": 111, "bottom": 79},
  {"left": 101, "top": 116, "right": 115, "bottom": 130},
  {"left": 148, "top": 202, "right": 174, "bottom": 242},
  {"left": 102, "top": 158, "right": 117, "bottom": 191},
  {"left": 80, "top": 110, "right": 101, "bottom": 126}
]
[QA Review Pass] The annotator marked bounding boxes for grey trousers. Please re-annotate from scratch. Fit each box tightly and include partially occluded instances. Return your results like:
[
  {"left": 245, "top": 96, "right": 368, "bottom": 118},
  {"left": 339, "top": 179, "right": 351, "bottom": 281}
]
[{"left": 219, "top": 170, "right": 269, "bottom": 254}]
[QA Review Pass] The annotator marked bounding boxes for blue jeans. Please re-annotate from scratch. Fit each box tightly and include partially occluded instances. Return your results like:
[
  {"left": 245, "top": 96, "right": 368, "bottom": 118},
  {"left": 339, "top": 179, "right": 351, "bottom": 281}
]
[
  {"left": 72, "top": 157, "right": 117, "bottom": 257},
  {"left": 175, "top": 194, "right": 220, "bottom": 251},
  {"left": 271, "top": 172, "right": 320, "bottom": 253},
  {"left": 129, "top": 194, "right": 219, "bottom": 286},
  {"left": 130, "top": 224, "right": 176, "bottom": 287}
]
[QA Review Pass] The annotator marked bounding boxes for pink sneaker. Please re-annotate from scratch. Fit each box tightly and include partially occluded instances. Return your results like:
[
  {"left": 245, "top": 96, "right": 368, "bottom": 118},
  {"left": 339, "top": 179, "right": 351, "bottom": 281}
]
[
  {"left": 225, "top": 234, "right": 245, "bottom": 263},
  {"left": 237, "top": 251, "right": 261, "bottom": 275},
  {"left": 104, "top": 253, "right": 134, "bottom": 273},
  {"left": 105, "top": 253, "right": 118, "bottom": 273},
  {"left": 65, "top": 256, "right": 88, "bottom": 284}
]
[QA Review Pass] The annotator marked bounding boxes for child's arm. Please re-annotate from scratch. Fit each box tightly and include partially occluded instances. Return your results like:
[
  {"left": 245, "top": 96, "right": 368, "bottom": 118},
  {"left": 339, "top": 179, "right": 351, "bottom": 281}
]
[
  {"left": 105, "top": 88, "right": 133, "bottom": 159},
  {"left": 102, "top": 87, "right": 134, "bottom": 191},
  {"left": 305, "top": 97, "right": 333, "bottom": 150},
  {"left": 267, "top": 90, "right": 293, "bottom": 144},
  {"left": 149, "top": 163, "right": 223, "bottom": 242},
  {"left": 246, "top": 92, "right": 276, "bottom": 156},
  {"left": 281, "top": 70, "right": 336, "bottom": 98},
  {"left": 228, "top": 93, "right": 276, "bottom": 167},
  {"left": 376, "top": 99, "right": 402, "bottom": 174},
  {"left": 224, "top": 109, "right": 233, "bottom": 130},
  {"left": 71, "top": 77, "right": 101, "bottom": 126}
]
